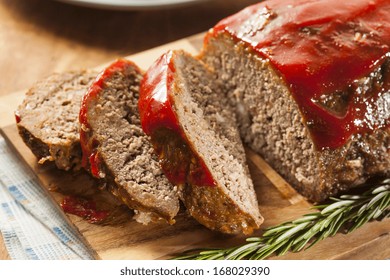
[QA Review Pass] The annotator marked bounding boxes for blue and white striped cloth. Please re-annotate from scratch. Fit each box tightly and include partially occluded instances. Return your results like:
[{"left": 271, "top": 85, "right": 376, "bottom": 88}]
[{"left": 0, "top": 135, "right": 94, "bottom": 259}]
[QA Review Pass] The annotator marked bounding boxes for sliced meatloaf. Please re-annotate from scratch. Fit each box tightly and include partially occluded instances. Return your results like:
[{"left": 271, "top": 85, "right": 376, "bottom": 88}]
[
  {"left": 16, "top": 70, "right": 98, "bottom": 171},
  {"left": 79, "top": 59, "right": 180, "bottom": 224},
  {"left": 201, "top": 0, "right": 390, "bottom": 202},
  {"left": 139, "top": 50, "right": 263, "bottom": 234}
]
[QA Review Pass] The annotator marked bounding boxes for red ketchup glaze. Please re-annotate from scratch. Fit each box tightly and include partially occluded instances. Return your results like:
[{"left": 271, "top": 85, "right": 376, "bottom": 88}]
[
  {"left": 138, "top": 51, "right": 216, "bottom": 187},
  {"left": 61, "top": 196, "right": 109, "bottom": 224},
  {"left": 79, "top": 59, "right": 140, "bottom": 177},
  {"left": 208, "top": 0, "right": 390, "bottom": 150},
  {"left": 14, "top": 111, "right": 21, "bottom": 123},
  {"left": 89, "top": 151, "right": 101, "bottom": 178}
]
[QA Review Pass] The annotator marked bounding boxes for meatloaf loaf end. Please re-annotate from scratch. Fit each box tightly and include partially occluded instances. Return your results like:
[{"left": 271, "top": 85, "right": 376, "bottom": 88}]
[
  {"left": 80, "top": 59, "right": 181, "bottom": 224},
  {"left": 139, "top": 50, "right": 263, "bottom": 234},
  {"left": 16, "top": 70, "right": 98, "bottom": 171},
  {"left": 201, "top": 0, "right": 390, "bottom": 202}
]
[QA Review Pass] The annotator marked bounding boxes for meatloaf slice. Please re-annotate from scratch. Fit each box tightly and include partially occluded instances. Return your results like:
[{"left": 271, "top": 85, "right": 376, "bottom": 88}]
[
  {"left": 139, "top": 50, "right": 263, "bottom": 234},
  {"left": 79, "top": 59, "right": 180, "bottom": 224},
  {"left": 201, "top": 0, "right": 390, "bottom": 202},
  {"left": 16, "top": 70, "right": 98, "bottom": 171}
]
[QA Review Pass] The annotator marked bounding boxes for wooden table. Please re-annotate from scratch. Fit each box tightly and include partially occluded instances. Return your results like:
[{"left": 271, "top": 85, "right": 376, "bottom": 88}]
[
  {"left": 0, "top": 0, "right": 261, "bottom": 260},
  {"left": 2, "top": 0, "right": 390, "bottom": 261}
]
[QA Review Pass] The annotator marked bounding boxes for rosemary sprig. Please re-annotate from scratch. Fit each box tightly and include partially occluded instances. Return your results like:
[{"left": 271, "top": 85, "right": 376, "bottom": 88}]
[{"left": 175, "top": 178, "right": 390, "bottom": 260}]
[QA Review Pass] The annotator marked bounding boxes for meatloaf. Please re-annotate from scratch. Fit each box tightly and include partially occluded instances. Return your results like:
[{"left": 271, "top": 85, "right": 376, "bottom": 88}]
[
  {"left": 16, "top": 70, "right": 98, "bottom": 171},
  {"left": 201, "top": 0, "right": 390, "bottom": 202},
  {"left": 79, "top": 59, "right": 181, "bottom": 224},
  {"left": 139, "top": 50, "right": 263, "bottom": 234}
]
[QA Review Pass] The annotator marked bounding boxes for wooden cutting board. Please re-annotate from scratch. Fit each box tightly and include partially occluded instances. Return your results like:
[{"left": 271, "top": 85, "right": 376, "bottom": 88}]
[{"left": 1, "top": 33, "right": 390, "bottom": 260}]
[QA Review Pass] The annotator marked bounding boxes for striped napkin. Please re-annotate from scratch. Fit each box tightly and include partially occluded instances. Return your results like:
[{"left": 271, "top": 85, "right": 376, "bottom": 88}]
[{"left": 0, "top": 135, "right": 94, "bottom": 260}]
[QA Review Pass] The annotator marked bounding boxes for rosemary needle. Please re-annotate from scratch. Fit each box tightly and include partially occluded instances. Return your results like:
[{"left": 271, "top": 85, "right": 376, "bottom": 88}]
[{"left": 174, "top": 178, "right": 390, "bottom": 260}]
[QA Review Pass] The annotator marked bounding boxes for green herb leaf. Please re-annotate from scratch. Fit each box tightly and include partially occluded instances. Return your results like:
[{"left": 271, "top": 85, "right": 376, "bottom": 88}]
[{"left": 173, "top": 178, "right": 390, "bottom": 260}]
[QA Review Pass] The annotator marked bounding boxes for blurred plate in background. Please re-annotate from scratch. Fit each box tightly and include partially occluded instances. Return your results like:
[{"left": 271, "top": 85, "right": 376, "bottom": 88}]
[{"left": 55, "top": 0, "right": 210, "bottom": 10}]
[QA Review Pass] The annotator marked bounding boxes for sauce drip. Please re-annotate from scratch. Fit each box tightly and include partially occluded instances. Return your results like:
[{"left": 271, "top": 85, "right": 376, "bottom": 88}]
[
  {"left": 139, "top": 51, "right": 216, "bottom": 187},
  {"left": 209, "top": 0, "right": 390, "bottom": 150},
  {"left": 61, "top": 196, "right": 109, "bottom": 224},
  {"left": 14, "top": 111, "right": 21, "bottom": 123},
  {"left": 89, "top": 151, "right": 101, "bottom": 178}
]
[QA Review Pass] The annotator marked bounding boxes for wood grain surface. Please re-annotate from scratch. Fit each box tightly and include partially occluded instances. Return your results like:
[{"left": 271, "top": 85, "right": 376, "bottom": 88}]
[
  {"left": 1, "top": 0, "right": 390, "bottom": 260},
  {"left": 0, "top": 0, "right": 259, "bottom": 98},
  {"left": 0, "top": 233, "right": 10, "bottom": 260}
]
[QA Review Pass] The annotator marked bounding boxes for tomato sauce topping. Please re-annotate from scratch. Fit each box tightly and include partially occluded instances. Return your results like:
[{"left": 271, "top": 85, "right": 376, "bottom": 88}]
[
  {"left": 139, "top": 52, "right": 216, "bottom": 187},
  {"left": 208, "top": 0, "right": 390, "bottom": 150}
]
